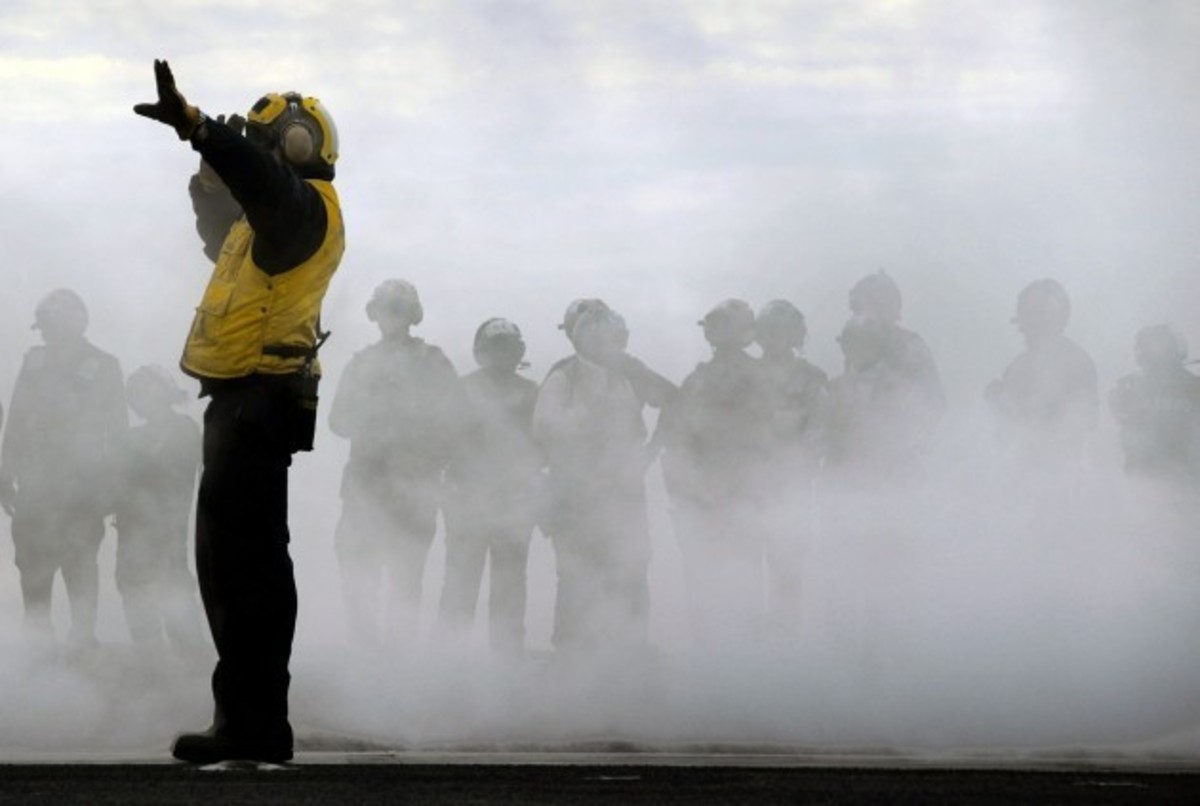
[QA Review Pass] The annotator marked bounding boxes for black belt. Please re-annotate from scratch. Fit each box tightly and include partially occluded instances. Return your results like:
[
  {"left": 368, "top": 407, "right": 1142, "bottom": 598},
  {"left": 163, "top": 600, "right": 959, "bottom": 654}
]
[
  {"left": 263, "top": 326, "right": 330, "bottom": 361},
  {"left": 262, "top": 344, "right": 316, "bottom": 359}
]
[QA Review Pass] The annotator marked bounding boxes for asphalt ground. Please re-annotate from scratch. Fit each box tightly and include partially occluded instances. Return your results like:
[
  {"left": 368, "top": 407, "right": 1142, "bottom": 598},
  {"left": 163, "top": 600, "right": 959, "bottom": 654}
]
[
  {"left": 2, "top": 757, "right": 1200, "bottom": 805},
  {"left": 5, "top": 642, "right": 1200, "bottom": 803}
]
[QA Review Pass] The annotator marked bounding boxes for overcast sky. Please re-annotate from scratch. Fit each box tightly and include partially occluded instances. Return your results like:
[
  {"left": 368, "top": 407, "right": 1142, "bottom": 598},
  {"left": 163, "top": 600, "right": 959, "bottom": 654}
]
[{"left": 2, "top": 0, "right": 1197, "bottom": 394}]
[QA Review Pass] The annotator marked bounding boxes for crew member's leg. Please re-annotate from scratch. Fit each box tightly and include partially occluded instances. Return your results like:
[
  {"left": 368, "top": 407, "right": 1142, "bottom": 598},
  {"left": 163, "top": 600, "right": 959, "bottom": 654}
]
[
  {"left": 488, "top": 524, "right": 531, "bottom": 656},
  {"left": 334, "top": 477, "right": 386, "bottom": 645},
  {"left": 382, "top": 478, "right": 439, "bottom": 645},
  {"left": 59, "top": 510, "right": 106, "bottom": 648},
  {"left": 11, "top": 509, "right": 58, "bottom": 650},
  {"left": 437, "top": 499, "right": 488, "bottom": 642},
  {"left": 177, "top": 381, "right": 295, "bottom": 762},
  {"left": 160, "top": 524, "right": 206, "bottom": 655}
]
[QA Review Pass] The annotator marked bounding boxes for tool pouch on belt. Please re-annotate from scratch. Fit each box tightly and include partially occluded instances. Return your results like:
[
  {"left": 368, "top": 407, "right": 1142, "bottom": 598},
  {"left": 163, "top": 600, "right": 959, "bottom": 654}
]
[
  {"left": 290, "top": 363, "right": 320, "bottom": 453},
  {"left": 264, "top": 329, "right": 329, "bottom": 454}
]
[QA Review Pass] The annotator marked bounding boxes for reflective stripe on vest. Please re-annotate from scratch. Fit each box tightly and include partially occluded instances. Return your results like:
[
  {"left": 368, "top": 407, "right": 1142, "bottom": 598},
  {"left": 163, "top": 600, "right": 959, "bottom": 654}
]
[{"left": 181, "top": 180, "right": 344, "bottom": 379}]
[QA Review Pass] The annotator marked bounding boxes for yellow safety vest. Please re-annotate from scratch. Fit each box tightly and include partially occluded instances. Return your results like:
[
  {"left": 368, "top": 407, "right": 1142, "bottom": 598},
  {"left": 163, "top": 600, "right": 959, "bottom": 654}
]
[{"left": 181, "top": 180, "right": 344, "bottom": 379}]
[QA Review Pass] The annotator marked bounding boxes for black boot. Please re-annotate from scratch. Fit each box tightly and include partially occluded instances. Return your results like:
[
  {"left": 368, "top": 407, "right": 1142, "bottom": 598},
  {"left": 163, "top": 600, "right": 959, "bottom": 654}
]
[{"left": 171, "top": 728, "right": 293, "bottom": 764}]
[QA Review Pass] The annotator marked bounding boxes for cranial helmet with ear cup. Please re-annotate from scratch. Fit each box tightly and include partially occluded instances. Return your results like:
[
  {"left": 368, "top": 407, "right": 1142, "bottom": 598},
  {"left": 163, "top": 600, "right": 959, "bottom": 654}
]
[
  {"left": 473, "top": 318, "right": 527, "bottom": 371},
  {"left": 246, "top": 91, "right": 339, "bottom": 173},
  {"left": 366, "top": 279, "right": 423, "bottom": 326}
]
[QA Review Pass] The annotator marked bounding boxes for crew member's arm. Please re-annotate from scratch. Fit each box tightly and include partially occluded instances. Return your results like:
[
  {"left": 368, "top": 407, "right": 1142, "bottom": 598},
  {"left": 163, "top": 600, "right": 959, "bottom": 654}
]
[
  {"left": 0, "top": 360, "right": 36, "bottom": 515},
  {"left": 617, "top": 354, "right": 677, "bottom": 409},
  {"left": 190, "top": 119, "right": 327, "bottom": 275},
  {"left": 1187, "top": 388, "right": 1200, "bottom": 484},
  {"left": 134, "top": 59, "right": 327, "bottom": 276},
  {"left": 328, "top": 354, "right": 365, "bottom": 441},
  {"left": 425, "top": 347, "right": 465, "bottom": 469},
  {"left": 99, "top": 356, "right": 132, "bottom": 515},
  {"left": 1066, "top": 347, "right": 1101, "bottom": 443},
  {"left": 189, "top": 170, "right": 243, "bottom": 262}
]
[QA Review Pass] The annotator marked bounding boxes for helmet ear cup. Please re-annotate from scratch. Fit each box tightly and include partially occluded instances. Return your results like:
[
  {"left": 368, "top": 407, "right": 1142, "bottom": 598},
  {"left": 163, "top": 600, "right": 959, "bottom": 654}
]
[{"left": 281, "top": 122, "right": 316, "bottom": 165}]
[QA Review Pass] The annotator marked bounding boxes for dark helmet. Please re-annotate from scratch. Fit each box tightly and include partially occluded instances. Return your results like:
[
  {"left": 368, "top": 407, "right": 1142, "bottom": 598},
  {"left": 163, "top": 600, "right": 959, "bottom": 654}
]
[
  {"left": 755, "top": 299, "right": 807, "bottom": 350},
  {"left": 366, "top": 279, "right": 423, "bottom": 326},
  {"left": 473, "top": 317, "right": 527, "bottom": 371},
  {"left": 1134, "top": 324, "right": 1187, "bottom": 370},
  {"left": 33, "top": 288, "right": 88, "bottom": 336},
  {"left": 246, "top": 91, "right": 338, "bottom": 178},
  {"left": 700, "top": 299, "right": 756, "bottom": 350},
  {"left": 849, "top": 271, "right": 902, "bottom": 322},
  {"left": 1014, "top": 278, "right": 1070, "bottom": 333}
]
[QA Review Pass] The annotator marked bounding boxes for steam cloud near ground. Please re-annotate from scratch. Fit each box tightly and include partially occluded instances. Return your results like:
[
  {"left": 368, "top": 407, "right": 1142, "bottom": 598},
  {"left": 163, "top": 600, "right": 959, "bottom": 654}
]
[
  {"left": 2, "top": 428, "right": 1199, "bottom": 759},
  {"left": 1, "top": 0, "right": 1199, "bottom": 760}
]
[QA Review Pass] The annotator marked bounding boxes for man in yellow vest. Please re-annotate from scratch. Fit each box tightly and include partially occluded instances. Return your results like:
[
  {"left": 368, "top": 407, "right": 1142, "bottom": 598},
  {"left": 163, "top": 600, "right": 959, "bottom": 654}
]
[{"left": 135, "top": 59, "right": 345, "bottom": 764}]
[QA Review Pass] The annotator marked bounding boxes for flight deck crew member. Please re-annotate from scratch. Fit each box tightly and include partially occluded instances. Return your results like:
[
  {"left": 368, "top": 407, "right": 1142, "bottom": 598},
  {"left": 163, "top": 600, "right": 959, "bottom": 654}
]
[
  {"left": 438, "top": 318, "right": 542, "bottom": 656},
  {"left": 135, "top": 59, "right": 345, "bottom": 764},
  {"left": 0, "top": 290, "right": 127, "bottom": 654},
  {"left": 329, "top": 279, "right": 461, "bottom": 647}
]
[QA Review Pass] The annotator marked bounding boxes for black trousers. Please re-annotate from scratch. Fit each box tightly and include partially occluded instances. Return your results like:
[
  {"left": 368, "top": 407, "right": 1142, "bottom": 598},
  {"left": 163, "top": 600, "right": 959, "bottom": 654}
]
[{"left": 196, "top": 377, "right": 296, "bottom": 744}]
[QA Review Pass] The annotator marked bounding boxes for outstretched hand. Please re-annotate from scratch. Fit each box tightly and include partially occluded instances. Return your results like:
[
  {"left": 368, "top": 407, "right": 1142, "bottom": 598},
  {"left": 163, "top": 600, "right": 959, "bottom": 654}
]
[{"left": 133, "top": 59, "right": 201, "bottom": 140}]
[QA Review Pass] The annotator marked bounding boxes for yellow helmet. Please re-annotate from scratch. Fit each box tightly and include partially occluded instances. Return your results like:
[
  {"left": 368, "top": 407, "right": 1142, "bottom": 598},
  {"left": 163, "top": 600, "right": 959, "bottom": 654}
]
[{"left": 247, "top": 91, "right": 339, "bottom": 172}]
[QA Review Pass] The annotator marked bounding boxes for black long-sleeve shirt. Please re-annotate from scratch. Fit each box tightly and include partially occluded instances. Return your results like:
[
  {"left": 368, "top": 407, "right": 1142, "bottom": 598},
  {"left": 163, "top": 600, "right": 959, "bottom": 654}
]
[{"left": 188, "top": 119, "right": 329, "bottom": 276}]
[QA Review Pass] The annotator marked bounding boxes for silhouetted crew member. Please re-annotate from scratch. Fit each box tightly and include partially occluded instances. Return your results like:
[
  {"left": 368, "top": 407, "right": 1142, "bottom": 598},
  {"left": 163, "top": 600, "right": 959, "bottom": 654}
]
[
  {"left": 135, "top": 60, "right": 345, "bottom": 764},
  {"left": 538, "top": 295, "right": 674, "bottom": 549},
  {"left": 754, "top": 300, "right": 828, "bottom": 629},
  {"left": 534, "top": 306, "right": 662, "bottom": 652},
  {"left": 1110, "top": 325, "right": 1200, "bottom": 486},
  {"left": 0, "top": 289, "right": 127, "bottom": 653},
  {"left": 848, "top": 271, "right": 945, "bottom": 418},
  {"left": 985, "top": 279, "right": 1098, "bottom": 467},
  {"left": 438, "top": 319, "right": 542, "bottom": 656},
  {"left": 114, "top": 365, "right": 204, "bottom": 657},
  {"left": 822, "top": 315, "right": 941, "bottom": 485},
  {"left": 546, "top": 298, "right": 676, "bottom": 412},
  {"left": 329, "top": 280, "right": 460, "bottom": 646},
  {"left": 660, "top": 300, "right": 772, "bottom": 645}
]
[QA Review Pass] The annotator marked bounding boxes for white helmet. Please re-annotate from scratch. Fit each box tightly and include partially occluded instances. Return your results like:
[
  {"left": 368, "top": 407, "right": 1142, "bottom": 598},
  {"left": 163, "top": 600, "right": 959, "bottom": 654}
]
[{"left": 366, "top": 279, "right": 423, "bottom": 325}]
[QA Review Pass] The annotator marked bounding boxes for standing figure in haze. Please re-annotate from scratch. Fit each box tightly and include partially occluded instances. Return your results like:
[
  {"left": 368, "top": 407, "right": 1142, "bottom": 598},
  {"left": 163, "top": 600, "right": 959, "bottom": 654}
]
[
  {"left": 816, "top": 314, "right": 944, "bottom": 674},
  {"left": 848, "top": 271, "right": 945, "bottom": 418},
  {"left": 659, "top": 300, "right": 772, "bottom": 646},
  {"left": 135, "top": 60, "right": 345, "bottom": 764},
  {"left": 753, "top": 300, "right": 828, "bottom": 632},
  {"left": 0, "top": 289, "right": 127, "bottom": 655},
  {"left": 534, "top": 305, "right": 668, "bottom": 654},
  {"left": 1109, "top": 324, "right": 1200, "bottom": 487},
  {"left": 329, "top": 280, "right": 461, "bottom": 647},
  {"left": 438, "top": 319, "right": 542, "bottom": 657},
  {"left": 114, "top": 365, "right": 204, "bottom": 659},
  {"left": 822, "top": 314, "right": 943, "bottom": 484},
  {"left": 985, "top": 279, "right": 1098, "bottom": 467}
]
